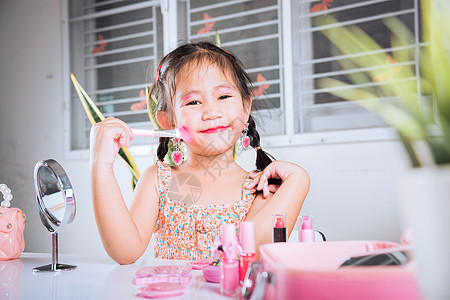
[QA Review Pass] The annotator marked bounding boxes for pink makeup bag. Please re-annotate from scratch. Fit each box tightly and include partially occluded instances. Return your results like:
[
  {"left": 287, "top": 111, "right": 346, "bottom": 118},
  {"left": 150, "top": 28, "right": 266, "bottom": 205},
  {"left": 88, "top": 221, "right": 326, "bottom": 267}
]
[
  {"left": 257, "top": 241, "right": 422, "bottom": 300},
  {"left": 0, "top": 207, "right": 25, "bottom": 260}
]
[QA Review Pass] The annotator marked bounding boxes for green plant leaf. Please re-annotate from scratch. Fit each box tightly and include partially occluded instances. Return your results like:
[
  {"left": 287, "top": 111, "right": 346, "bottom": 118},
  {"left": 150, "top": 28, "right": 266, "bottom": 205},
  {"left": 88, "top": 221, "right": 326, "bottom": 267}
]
[
  {"left": 70, "top": 73, "right": 141, "bottom": 189},
  {"left": 215, "top": 29, "right": 221, "bottom": 48},
  {"left": 146, "top": 87, "right": 160, "bottom": 130}
]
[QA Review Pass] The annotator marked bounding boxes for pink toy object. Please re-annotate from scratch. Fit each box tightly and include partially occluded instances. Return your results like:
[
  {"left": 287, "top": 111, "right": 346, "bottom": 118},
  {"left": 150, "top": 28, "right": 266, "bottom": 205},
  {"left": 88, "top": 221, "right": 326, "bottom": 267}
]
[
  {"left": 188, "top": 259, "right": 214, "bottom": 270},
  {"left": 203, "top": 264, "right": 221, "bottom": 283},
  {"left": 239, "top": 221, "right": 257, "bottom": 284},
  {"left": 242, "top": 136, "right": 250, "bottom": 149},
  {"left": 134, "top": 265, "right": 192, "bottom": 286},
  {"left": 171, "top": 152, "right": 184, "bottom": 166},
  {"left": 170, "top": 138, "right": 184, "bottom": 166},
  {"left": 272, "top": 214, "right": 287, "bottom": 243},
  {"left": 136, "top": 282, "right": 186, "bottom": 298},
  {"left": 187, "top": 259, "right": 220, "bottom": 283},
  {"left": 220, "top": 224, "right": 241, "bottom": 296},
  {"left": 299, "top": 215, "right": 315, "bottom": 242},
  {"left": 0, "top": 184, "right": 25, "bottom": 261},
  {"left": 241, "top": 123, "right": 250, "bottom": 149},
  {"left": 251, "top": 241, "right": 421, "bottom": 300}
]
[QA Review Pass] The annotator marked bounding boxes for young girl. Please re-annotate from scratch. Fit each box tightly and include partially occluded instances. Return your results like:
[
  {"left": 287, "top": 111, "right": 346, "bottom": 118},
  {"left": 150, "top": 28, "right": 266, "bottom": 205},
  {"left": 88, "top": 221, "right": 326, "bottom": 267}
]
[{"left": 90, "top": 41, "right": 310, "bottom": 264}]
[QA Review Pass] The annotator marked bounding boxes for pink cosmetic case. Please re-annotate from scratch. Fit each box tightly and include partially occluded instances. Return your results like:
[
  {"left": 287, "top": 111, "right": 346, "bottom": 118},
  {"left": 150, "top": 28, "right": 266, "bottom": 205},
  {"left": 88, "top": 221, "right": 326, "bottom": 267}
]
[
  {"left": 134, "top": 265, "right": 192, "bottom": 285},
  {"left": 255, "top": 241, "right": 422, "bottom": 300}
]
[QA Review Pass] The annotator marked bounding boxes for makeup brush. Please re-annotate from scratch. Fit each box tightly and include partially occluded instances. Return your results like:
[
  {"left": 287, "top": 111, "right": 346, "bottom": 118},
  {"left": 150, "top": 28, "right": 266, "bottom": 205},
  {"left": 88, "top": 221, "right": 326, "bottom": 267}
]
[{"left": 131, "top": 126, "right": 193, "bottom": 142}]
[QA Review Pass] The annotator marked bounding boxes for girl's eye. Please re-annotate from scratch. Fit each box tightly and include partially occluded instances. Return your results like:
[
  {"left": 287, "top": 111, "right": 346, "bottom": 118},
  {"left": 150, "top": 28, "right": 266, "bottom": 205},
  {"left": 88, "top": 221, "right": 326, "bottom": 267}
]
[
  {"left": 219, "top": 95, "right": 231, "bottom": 100},
  {"left": 186, "top": 100, "right": 201, "bottom": 105}
]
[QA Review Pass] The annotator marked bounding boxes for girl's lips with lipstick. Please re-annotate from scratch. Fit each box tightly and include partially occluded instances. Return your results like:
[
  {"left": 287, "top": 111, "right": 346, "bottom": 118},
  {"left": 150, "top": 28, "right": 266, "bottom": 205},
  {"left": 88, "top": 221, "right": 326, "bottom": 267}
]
[{"left": 199, "top": 125, "right": 230, "bottom": 134}]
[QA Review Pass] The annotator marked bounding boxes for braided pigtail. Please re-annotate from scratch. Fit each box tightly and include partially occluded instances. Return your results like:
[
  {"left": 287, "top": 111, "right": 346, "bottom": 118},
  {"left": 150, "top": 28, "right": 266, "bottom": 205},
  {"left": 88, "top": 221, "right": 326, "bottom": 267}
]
[
  {"left": 247, "top": 115, "right": 276, "bottom": 172},
  {"left": 157, "top": 137, "right": 170, "bottom": 161}
]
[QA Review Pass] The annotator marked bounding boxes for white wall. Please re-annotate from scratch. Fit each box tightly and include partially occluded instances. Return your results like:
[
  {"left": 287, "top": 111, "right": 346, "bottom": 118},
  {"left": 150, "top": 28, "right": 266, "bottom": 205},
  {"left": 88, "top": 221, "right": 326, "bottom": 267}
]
[{"left": 0, "top": 0, "right": 411, "bottom": 260}]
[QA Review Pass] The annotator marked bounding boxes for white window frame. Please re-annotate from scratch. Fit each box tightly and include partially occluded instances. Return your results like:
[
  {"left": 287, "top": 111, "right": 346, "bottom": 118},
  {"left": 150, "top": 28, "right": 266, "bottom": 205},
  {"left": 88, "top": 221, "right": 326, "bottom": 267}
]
[{"left": 62, "top": 0, "right": 406, "bottom": 160}]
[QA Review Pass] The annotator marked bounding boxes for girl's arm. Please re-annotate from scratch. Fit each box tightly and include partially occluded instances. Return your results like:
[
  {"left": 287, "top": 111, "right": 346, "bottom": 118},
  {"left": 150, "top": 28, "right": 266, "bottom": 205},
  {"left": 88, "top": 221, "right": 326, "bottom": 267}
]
[
  {"left": 90, "top": 117, "right": 159, "bottom": 264},
  {"left": 243, "top": 161, "right": 310, "bottom": 251}
]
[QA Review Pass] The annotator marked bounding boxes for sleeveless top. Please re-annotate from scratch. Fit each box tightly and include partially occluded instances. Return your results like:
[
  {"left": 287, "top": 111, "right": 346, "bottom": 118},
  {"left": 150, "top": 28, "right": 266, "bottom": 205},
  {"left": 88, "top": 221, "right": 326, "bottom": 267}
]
[{"left": 154, "top": 160, "right": 257, "bottom": 260}]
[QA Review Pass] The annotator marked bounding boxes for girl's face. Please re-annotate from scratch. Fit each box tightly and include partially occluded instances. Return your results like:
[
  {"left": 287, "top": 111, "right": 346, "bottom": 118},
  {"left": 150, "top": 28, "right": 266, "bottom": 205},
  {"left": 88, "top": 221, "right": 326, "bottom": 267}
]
[{"left": 173, "top": 62, "right": 251, "bottom": 156}]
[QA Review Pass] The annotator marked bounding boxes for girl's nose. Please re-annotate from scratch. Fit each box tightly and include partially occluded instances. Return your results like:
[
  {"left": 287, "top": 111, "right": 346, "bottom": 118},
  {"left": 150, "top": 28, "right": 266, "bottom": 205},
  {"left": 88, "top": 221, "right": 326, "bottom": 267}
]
[{"left": 201, "top": 101, "right": 223, "bottom": 120}]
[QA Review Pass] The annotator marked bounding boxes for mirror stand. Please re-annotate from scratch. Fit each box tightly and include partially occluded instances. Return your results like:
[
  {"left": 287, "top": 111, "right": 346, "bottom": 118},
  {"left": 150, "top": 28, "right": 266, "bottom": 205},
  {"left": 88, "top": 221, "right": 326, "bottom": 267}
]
[
  {"left": 33, "top": 233, "right": 76, "bottom": 272},
  {"left": 33, "top": 159, "right": 77, "bottom": 273}
]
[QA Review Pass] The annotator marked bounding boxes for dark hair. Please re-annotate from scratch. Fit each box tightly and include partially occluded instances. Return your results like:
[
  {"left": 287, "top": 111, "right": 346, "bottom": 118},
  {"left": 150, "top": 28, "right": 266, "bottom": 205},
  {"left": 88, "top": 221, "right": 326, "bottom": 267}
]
[{"left": 149, "top": 41, "right": 275, "bottom": 171}]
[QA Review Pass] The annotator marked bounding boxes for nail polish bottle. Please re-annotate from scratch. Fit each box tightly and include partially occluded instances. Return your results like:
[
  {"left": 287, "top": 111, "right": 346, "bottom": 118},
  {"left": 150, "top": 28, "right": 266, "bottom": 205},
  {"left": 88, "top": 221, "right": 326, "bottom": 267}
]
[
  {"left": 239, "top": 221, "right": 257, "bottom": 285},
  {"left": 220, "top": 224, "right": 239, "bottom": 296},
  {"left": 272, "top": 214, "right": 287, "bottom": 243},
  {"left": 299, "top": 215, "right": 315, "bottom": 242}
]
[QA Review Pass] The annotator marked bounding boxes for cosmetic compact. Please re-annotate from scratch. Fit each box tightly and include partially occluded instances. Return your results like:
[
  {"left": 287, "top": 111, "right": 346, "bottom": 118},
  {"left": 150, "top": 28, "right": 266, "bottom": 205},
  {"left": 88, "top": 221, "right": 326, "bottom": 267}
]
[
  {"left": 187, "top": 259, "right": 214, "bottom": 270},
  {"left": 137, "top": 282, "right": 186, "bottom": 298},
  {"left": 203, "top": 264, "right": 221, "bottom": 283},
  {"left": 134, "top": 265, "right": 192, "bottom": 286}
]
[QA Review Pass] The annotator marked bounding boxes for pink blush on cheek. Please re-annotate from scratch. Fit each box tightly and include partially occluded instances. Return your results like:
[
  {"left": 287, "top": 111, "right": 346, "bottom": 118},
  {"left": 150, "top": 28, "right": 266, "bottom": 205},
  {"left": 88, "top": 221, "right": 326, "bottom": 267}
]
[{"left": 178, "top": 125, "right": 194, "bottom": 142}]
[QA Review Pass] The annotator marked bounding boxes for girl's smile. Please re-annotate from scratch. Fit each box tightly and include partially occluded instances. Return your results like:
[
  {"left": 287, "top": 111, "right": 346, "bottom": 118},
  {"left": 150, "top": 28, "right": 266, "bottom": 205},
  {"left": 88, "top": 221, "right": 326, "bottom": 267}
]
[{"left": 199, "top": 125, "right": 230, "bottom": 134}]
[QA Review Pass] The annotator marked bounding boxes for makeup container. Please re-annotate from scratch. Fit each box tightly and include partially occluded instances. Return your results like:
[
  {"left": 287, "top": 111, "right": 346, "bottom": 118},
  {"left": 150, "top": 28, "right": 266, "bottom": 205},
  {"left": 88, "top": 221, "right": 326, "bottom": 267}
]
[
  {"left": 134, "top": 265, "right": 192, "bottom": 285},
  {"left": 136, "top": 282, "right": 186, "bottom": 298},
  {"left": 298, "top": 215, "right": 315, "bottom": 242},
  {"left": 220, "top": 224, "right": 240, "bottom": 296},
  {"left": 272, "top": 214, "right": 287, "bottom": 243},
  {"left": 239, "top": 221, "right": 257, "bottom": 285},
  {"left": 188, "top": 259, "right": 214, "bottom": 270},
  {"left": 203, "top": 264, "right": 221, "bottom": 283}
]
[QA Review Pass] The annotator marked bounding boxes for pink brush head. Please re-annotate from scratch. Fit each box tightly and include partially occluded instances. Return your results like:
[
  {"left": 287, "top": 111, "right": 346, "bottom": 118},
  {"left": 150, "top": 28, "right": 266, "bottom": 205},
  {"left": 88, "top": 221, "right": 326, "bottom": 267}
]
[{"left": 176, "top": 126, "right": 193, "bottom": 142}]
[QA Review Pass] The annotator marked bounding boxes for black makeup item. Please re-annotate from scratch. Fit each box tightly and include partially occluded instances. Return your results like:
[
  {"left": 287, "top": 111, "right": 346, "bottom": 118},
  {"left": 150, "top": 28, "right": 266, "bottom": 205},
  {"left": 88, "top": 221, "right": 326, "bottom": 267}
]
[{"left": 272, "top": 214, "right": 287, "bottom": 243}]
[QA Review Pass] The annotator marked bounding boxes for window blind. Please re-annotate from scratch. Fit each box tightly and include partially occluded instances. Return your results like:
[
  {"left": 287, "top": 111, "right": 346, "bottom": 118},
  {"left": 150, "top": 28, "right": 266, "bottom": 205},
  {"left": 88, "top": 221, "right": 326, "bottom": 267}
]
[
  {"left": 69, "top": 0, "right": 161, "bottom": 150},
  {"left": 292, "top": 0, "right": 422, "bottom": 133},
  {"left": 186, "top": 0, "right": 285, "bottom": 136}
]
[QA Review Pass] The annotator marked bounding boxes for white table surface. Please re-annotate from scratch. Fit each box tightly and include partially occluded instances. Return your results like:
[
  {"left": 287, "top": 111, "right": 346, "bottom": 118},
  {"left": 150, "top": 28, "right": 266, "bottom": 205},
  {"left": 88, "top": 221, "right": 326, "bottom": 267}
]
[{"left": 1, "top": 253, "right": 238, "bottom": 300}]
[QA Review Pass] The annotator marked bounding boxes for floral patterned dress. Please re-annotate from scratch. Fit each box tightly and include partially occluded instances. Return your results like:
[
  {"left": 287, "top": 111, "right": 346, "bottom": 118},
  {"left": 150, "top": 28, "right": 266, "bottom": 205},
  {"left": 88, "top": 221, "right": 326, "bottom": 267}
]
[{"left": 154, "top": 160, "right": 257, "bottom": 260}]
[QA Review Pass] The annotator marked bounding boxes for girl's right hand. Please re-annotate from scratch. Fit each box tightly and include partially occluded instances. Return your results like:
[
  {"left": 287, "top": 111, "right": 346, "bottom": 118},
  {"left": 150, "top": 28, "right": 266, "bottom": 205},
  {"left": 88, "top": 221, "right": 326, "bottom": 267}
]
[{"left": 89, "top": 117, "right": 135, "bottom": 167}]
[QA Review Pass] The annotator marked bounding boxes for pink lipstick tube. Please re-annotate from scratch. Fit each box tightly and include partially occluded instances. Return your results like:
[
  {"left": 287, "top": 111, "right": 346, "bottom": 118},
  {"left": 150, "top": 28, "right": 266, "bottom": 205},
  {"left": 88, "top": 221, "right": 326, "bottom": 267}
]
[
  {"left": 239, "top": 221, "right": 257, "bottom": 285},
  {"left": 298, "top": 215, "right": 315, "bottom": 242},
  {"left": 272, "top": 214, "right": 287, "bottom": 243}
]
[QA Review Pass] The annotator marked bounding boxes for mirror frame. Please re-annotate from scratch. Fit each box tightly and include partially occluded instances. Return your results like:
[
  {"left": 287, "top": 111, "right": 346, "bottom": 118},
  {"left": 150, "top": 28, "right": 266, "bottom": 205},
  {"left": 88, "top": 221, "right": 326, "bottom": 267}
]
[{"left": 34, "top": 159, "right": 76, "bottom": 233}]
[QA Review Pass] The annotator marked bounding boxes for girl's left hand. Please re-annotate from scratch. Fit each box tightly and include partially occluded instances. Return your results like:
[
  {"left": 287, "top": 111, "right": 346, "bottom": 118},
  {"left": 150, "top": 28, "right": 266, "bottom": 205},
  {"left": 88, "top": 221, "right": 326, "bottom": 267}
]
[{"left": 244, "top": 161, "right": 305, "bottom": 198}]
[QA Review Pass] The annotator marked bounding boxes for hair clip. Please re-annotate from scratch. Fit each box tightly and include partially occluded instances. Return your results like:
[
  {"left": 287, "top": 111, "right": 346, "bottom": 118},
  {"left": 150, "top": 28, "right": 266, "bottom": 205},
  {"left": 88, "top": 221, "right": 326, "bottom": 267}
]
[{"left": 156, "top": 63, "right": 163, "bottom": 81}]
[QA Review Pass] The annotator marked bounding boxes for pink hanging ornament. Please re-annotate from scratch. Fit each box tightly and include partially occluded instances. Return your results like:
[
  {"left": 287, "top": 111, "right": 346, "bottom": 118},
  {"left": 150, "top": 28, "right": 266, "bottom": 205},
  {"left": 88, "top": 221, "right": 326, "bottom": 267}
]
[
  {"left": 241, "top": 123, "right": 250, "bottom": 149},
  {"left": 241, "top": 136, "right": 250, "bottom": 149},
  {"left": 171, "top": 138, "right": 184, "bottom": 165}
]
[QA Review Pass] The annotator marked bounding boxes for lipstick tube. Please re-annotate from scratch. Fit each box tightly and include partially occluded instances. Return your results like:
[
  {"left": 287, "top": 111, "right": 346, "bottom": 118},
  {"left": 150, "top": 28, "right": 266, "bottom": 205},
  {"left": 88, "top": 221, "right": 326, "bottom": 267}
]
[
  {"left": 272, "top": 214, "right": 287, "bottom": 243},
  {"left": 239, "top": 221, "right": 257, "bottom": 285},
  {"left": 298, "top": 215, "right": 315, "bottom": 242}
]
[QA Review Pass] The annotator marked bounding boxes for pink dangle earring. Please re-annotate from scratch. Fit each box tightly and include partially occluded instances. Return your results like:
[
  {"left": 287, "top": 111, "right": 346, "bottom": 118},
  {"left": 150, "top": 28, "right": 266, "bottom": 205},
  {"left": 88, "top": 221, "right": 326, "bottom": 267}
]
[
  {"left": 241, "top": 122, "right": 250, "bottom": 149},
  {"left": 171, "top": 138, "right": 184, "bottom": 166}
]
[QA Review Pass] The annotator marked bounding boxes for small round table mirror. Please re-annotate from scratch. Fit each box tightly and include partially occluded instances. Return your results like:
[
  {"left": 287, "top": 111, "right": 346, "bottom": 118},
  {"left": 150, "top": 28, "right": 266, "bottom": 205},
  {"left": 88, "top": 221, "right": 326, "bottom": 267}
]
[{"left": 33, "top": 159, "right": 76, "bottom": 272}]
